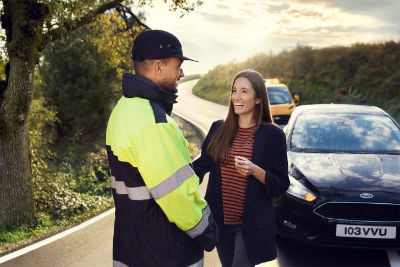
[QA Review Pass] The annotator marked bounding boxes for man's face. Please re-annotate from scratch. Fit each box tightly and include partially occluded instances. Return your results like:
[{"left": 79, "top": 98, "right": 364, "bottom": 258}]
[{"left": 159, "top": 57, "right": 184, "bottom": 93}]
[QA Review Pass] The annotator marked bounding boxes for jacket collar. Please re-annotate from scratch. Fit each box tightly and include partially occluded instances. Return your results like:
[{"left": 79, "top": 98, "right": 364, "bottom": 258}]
[{"left": 122, "top": 73, "right": 177, "bottom": 115}]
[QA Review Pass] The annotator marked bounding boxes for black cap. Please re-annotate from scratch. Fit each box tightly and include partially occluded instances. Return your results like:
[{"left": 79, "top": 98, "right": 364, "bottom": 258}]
[{"left": 132, "top": 29, "right": 198, "bottom": 62}]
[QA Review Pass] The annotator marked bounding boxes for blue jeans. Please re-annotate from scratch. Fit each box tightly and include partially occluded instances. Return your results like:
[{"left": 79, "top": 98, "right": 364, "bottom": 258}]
[{"left": 229, "top": 226, "right": 254, "bottom": 267}]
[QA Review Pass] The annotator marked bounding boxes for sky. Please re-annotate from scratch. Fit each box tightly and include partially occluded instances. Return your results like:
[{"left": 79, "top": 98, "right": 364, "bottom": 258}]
[{"left": 135, "top": 0, "right": 400, "bottom": 75}]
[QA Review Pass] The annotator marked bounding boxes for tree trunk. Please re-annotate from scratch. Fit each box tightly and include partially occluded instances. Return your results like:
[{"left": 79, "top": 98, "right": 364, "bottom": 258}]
[
  {"left": 0, "top": 0, "right": 141, "bottom": 224},
  {"left": 0, "top": 58, "right": 36, "bottom": 224},
  {"left": 0, "top": 0, "right": 38, "bottom": 224}
]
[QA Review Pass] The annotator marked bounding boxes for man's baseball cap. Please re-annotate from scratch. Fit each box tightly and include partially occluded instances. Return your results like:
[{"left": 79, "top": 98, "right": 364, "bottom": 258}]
[{"left": 132, "top": 29, "right": 198, "bottom": 62}]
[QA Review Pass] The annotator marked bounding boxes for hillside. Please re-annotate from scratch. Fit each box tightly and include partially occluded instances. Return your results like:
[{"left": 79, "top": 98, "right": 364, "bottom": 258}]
[{"left": 193, "top": 41, "right": 400, "bottom": 122}]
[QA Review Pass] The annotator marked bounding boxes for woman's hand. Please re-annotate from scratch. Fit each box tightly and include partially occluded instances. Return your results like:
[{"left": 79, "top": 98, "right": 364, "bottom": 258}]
[
  {"left": 234, "top": 156, "right": 255, "bottom": 176},
  {"left": 234, "top": 156, "right": 266, "bottom": 184}
]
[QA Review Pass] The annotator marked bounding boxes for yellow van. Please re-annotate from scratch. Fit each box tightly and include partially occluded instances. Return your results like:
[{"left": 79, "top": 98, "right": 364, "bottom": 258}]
[{"left": 265, "top": 79, "right": 300, "bottom": 125}]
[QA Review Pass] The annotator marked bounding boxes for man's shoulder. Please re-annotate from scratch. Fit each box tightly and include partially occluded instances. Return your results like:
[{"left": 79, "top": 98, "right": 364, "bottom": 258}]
[
  {"left": 109, "top": 97, "right": 155, "bottom": 129},
  {"left": 114, "top": 96, "right": 158, "bottom": 116}
]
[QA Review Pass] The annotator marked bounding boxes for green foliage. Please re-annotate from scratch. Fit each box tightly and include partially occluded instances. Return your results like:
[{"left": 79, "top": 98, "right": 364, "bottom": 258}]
[
  {"left": 35, "top": 11, "right": 145, "bottom": 138},
  {"left": 74, "top": 149, "right": 112, "bottom": 197},
  {"left": 193, "top": 41, "right": 400, "bottom": 123},
  {"left": 28, "top": 97, "right": 112, "bottom": 220},
  {"left": 37, "top": 35, "right": 118, "bottom": 135},
  {"left": 171, "top": 114, "right": 200, "bottom": 159},
  {"left": 186, "top": 142, "right": 199, "bottom": 159},
  {"left": 86, "top": 13, "right": 139, "bottom": 77},
  {"left": 39, "top": 0, "right": 201, "bottom": 30},
  {"left": 0, "top": 55, "right": 6, "bottom": 81},
  {"left": 5, "top": 96, "right": 112, "bottom": 254}
]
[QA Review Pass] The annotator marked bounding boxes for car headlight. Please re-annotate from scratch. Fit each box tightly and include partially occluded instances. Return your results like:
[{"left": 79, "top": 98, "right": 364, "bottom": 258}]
[{"left": 287, "top": 175, "right": 317, "bottom": 202}]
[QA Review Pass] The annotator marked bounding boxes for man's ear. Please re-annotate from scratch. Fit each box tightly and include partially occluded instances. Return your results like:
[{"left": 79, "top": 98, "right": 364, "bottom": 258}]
[{"left": 154, "top": 60, "right": 163, "bottom": 75}]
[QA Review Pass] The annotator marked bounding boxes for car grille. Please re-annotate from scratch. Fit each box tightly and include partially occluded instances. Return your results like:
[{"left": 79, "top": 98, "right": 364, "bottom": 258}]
[
  {"left": 314, "top": 202, "right": 400, "bottom": 222},
  {"left": 273, "top": 115, "right": 290, "bottom": 125}
]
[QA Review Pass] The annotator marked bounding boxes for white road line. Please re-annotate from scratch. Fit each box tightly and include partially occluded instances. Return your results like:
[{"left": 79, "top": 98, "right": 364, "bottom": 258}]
[
  {"left": 0, "top": 208, "right": 115, "bottom": 264},
  {"left": 388, "top": 250, "right": 400, "bottom": 267}
]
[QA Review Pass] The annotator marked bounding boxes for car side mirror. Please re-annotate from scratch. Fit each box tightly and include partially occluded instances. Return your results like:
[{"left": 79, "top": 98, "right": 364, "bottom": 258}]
[{"left": 294, "top": 94, "right": 300, "bottom": 105}]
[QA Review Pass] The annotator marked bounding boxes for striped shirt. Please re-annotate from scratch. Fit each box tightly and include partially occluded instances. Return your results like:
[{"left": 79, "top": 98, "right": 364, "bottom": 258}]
[{"left": 220, "top": 125, "right": 256, "bottom": 225}]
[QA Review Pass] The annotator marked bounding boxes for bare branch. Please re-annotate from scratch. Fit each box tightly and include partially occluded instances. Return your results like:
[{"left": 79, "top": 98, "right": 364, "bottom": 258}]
[
  {"left": 115, "top": 4, "right": 150, "bottom": 33},
  {"left": 41, "top": 0, "right": 125, "bottom": 50}
]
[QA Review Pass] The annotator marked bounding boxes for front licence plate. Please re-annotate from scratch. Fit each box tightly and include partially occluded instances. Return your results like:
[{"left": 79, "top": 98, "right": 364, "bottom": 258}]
[{"left": 336, "top": 224, "right": 396, "bottom": 239}]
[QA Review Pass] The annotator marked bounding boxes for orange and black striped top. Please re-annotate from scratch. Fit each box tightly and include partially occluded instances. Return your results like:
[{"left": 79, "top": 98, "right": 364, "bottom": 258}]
[{"left": 220, "top": 125, "right": 256, "bottom": 225}]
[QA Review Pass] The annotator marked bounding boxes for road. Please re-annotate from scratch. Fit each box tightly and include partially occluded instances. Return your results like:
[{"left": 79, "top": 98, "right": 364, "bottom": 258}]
[
  {"left": 0, "top": 209, "right": 114, "bottom": 267},
  {"left": 1, "top": 79, "right": 398, "bottom": 267}
]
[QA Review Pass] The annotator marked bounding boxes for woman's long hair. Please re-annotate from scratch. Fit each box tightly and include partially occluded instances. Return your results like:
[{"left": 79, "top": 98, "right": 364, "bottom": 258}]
[{"left": 207, "top": 69, "right": 273, "bottom": 162}]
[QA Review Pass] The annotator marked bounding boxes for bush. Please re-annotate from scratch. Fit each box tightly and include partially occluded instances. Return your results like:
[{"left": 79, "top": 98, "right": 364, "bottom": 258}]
[
  {"left": 75, "top": 148, "right": 112, "bottom": 197},
  {"left": 29, "top": 98, "right": 112, "bottom": 220},
  {"left": 38, "top": 36, "right": 119, "bottom": 136}
]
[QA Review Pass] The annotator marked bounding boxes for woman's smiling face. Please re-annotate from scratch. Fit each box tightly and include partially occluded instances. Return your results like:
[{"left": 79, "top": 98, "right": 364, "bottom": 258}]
[{"left": 231, "top": 77, "right": 260, "bottom": 117}]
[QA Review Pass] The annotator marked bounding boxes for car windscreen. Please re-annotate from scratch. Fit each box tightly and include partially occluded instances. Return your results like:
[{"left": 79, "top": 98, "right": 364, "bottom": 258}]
[
  {"left": 290, "top": 113, "right": 400, "bottom": 154},
  {"left": 267, "top": 86, "right": 291, "bottom": 105}
]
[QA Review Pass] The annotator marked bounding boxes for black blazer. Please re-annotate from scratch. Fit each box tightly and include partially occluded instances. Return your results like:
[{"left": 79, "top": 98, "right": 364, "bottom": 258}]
[{"left": 193, "top": 120, "right": 289, "bottom": 266}]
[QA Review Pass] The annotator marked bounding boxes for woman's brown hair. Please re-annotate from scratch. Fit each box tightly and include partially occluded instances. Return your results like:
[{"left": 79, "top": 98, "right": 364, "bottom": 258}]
[{"left": 207, "top": 69, "right": 273, "bottom": 162}]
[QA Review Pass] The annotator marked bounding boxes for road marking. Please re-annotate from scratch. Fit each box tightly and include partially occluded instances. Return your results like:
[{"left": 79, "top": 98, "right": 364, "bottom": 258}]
[
  {"left": 0, "top": 208, "right": 115, "bottom": 264},
  {"left": 388, "top": 250, "right": 400, "bottom": 267}
]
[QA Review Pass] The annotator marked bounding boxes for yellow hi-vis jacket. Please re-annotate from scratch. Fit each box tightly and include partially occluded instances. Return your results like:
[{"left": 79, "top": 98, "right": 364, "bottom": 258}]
[{"left": 106, "top": 74, "right": 218, "bottom": 267}]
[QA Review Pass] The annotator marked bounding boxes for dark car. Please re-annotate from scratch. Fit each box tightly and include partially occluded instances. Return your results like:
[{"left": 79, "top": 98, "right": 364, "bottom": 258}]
[{"left": 275, "top": 104, "right": 400, "bottom": 250}]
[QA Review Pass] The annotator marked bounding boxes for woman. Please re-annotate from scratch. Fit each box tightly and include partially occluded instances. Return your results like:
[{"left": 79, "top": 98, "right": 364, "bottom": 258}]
[{"left": 193, "top": 70, "right": 289, "bottom": 266}]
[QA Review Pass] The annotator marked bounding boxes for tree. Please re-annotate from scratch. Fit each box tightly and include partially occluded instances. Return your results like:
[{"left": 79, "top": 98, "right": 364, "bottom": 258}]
[
  {"left": 0, "top": 0, "right": 200, "bottom": 224},
  {"left": 39, "top": 34, "right": 119, "bottom": 135},
  {"left": 36, "top": 11, "right": 140, "bottom": 136}
]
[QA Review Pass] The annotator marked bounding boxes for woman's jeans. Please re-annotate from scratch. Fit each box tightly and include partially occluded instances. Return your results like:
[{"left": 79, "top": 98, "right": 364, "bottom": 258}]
[{"left": 226, "top": 225, "right": 253, "bottom": 267}]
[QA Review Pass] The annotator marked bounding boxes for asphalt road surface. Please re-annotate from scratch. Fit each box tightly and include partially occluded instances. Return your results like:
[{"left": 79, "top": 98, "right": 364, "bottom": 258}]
[
  {"left": 1, "top": 79, "right": 398, "bottom": 267},
  {"left": 0, "top": 209, "right": 114, "bottom": 267}
]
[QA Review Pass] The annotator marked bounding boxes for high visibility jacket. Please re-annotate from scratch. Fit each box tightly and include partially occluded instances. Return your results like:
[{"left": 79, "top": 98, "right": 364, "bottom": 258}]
[{"left": 106, "top": 74, "right": 218, "bottom": 267}]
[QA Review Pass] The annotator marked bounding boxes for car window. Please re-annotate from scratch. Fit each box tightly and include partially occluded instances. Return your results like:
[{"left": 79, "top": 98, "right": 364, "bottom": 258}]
[
  {"left": 290, "top": 113, "right": 400, "bottom": 153},
  {"left": 267, "top": 86, "right": 291, "bottom": 105}
]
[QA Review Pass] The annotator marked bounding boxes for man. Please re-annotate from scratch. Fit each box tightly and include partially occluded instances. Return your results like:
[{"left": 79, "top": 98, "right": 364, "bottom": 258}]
[{"left": 106, "top": 29, "right": 218, "bottom": 267}]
